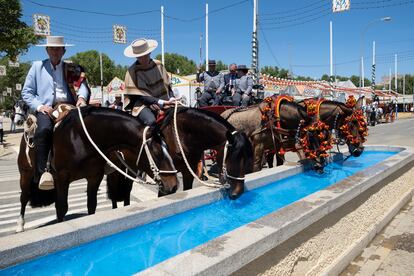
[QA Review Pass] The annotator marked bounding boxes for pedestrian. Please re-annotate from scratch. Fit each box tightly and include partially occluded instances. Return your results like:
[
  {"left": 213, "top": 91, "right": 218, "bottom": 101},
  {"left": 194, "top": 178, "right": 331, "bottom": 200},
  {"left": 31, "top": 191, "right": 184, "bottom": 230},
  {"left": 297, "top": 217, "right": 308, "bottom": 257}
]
[
  {"left": 9, "top": 109, "right": 16, "bottom": 133},
  {"left": 196, "top": 60, "right": 224, "bottom": 107},
  {"left": 123, "top": 38, "right": 176, "bottom": 125},
  {"left": 109, "top": 95, "right": 123, "bottom": 110},
  {"left": 0, "top": 110, "right": 4, "bottom": 145},
  {"left": 21, "top": 36, "right": 91, "bottom": 190},
  {"left": 232, "top": 65, "right": 253, "bottom": 107}
]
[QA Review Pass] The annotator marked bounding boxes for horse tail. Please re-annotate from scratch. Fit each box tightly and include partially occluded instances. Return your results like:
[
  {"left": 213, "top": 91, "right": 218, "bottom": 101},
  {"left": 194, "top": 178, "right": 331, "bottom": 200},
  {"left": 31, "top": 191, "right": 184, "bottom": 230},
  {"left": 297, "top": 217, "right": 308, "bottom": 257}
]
[
  {"left": 106, "top": 172, "right": 132, "bottom": 202},
  {"left": 28, "top": 178, "right": 56, "bottom": 207}
]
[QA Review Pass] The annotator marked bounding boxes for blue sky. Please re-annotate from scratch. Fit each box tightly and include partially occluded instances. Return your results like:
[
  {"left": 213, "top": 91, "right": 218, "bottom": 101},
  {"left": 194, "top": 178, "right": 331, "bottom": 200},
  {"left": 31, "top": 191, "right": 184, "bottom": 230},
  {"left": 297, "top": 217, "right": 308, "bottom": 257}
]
[{"left": 20, "top": 0, "right": 414, "bottom": 81}]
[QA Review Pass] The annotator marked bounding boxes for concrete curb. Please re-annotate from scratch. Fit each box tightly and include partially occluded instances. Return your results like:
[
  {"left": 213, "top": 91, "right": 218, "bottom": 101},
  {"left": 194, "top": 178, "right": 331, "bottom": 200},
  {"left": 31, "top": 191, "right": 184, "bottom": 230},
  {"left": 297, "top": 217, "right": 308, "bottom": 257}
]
[{"left": 320, "top": 183, "right": 414, "bottom": 276}]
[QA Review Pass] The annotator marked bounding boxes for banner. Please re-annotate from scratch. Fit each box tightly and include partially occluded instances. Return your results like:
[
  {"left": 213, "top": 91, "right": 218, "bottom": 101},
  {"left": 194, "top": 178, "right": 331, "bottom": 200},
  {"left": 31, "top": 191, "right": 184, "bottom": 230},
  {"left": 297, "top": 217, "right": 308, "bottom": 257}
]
[
  {"left": 113, "top": 25, "right": 127, "bottom": 44},
  {"left": 0, "top": 66, "right": 6, "bottom": 76},
  {"left": 332, "top": 0, "right": 350, "bottom": 13},
  {"left": 33, "top": 14, "right": 51, "bottom": 36},
  {"left": 2, "top": 91, "right": 7, "bottom": 96},
  {"left": 8, "top": 57, "right": 19, "bottom": 67},
  {"left": 16, "top": 84, "right": 22, "bottom": 91},
  {"left": 107, "top": 77, "right": 125, "bottom": 93},
  {"left": 6, "top": 87, "right": 12, "bottom": 94}
]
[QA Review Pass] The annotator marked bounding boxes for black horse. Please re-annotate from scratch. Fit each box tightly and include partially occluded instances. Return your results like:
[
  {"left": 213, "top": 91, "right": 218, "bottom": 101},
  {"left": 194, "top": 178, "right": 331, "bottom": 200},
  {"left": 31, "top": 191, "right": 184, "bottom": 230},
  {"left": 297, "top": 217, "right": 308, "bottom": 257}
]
[
  {"left": 16, "top": 106, "right": 178, "bottom": 232},
  {"left": 106, "top": 106, "right": 254, "bottom": 208}
]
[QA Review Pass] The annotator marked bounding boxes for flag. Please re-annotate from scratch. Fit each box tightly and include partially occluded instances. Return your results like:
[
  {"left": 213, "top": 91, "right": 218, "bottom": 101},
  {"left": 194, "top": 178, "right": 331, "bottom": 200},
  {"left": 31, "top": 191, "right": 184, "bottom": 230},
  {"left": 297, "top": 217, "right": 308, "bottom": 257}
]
[
  {"left": 16, "top": 84, "right": 22, "bottom": 91},
  {"left": 332, "top": 0, "right": 350, "bottom": 13},
  {"left": 113, "top": 25, "right": 127, "bottom": 44},
  {"left": 33, "top": 14, "right": 51, "bottom": 36}
]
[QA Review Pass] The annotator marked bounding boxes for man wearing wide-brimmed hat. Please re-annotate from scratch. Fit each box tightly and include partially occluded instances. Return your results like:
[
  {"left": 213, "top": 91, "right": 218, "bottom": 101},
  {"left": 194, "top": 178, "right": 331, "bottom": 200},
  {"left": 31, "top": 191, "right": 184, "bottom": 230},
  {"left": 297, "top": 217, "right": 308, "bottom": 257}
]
[
  {"left": 21, "top": 36, "right": 90, "bottom": 190},
  {"left": 232, "top": 64, "right": 253, "bottom": 107},
  {"left": 123, "top": 38, "right": 176, "bottom": 125},
  {"left": 196, "top": 59, "right": 224, "bottom": 107}
]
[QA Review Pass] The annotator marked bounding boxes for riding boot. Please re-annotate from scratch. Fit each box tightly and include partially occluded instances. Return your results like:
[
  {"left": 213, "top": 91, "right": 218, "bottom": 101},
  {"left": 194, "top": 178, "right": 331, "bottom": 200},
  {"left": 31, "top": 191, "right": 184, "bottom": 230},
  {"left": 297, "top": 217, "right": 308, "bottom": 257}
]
[{"left": 33, "top": 144, "right": 50, "bottom": 183}]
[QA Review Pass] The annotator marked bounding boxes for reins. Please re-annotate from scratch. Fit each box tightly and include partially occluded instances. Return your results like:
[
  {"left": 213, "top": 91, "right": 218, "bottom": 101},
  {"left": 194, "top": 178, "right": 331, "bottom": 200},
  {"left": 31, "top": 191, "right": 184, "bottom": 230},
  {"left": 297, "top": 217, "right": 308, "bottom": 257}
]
[
  {"left": 77, "top": 107, "right": 177, "bottom": 187},
  {"left": 172, "top": 101, "right": 242, "bottom": 189}
]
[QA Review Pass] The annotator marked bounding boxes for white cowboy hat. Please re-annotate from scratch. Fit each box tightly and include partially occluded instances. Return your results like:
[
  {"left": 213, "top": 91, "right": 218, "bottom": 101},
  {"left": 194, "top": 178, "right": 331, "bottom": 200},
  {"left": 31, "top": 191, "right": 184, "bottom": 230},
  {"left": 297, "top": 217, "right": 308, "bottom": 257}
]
[
  {"left": 36, "top": 36, "right": 74, "bottom": 47},
  {"left": 124, "top": 38, "right": 158, "bottom": 58}
]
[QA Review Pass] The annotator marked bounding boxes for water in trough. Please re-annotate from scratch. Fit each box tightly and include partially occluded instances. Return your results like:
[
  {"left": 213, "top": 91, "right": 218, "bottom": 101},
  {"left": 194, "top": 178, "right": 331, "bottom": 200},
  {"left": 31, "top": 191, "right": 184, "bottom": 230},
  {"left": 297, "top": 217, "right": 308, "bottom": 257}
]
[{"left": 0, "top": 151, "right": 396, "bottom": 275}]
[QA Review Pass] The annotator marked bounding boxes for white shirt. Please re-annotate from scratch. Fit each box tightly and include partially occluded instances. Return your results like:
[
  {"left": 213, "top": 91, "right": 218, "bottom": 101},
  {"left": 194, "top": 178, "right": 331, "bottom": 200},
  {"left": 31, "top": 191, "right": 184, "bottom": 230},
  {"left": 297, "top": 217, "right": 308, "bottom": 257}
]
[{"left": 50, "top": 61, "right": 68, "bottom": 104}]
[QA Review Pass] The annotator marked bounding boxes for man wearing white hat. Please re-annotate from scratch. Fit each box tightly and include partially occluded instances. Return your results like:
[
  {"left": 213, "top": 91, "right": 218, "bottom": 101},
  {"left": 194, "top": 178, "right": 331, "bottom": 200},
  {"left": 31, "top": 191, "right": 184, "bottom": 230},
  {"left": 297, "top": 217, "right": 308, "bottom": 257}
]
[
  {"left": 123, "top": 38, "right": 176, "bottom": 125},
  {"left": 21, "top": 36, "right": 90, "bottom": 190}
]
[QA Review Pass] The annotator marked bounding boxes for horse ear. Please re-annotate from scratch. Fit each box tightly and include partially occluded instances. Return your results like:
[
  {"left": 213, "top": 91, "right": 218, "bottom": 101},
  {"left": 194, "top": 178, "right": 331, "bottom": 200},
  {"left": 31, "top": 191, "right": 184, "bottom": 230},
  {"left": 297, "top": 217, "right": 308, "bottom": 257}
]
[
  {"left": 226, "top": 131, "right": 235, "bottom": 144},
  {"left": 356, "top": 96, "right": 364, "bottom": 109}
]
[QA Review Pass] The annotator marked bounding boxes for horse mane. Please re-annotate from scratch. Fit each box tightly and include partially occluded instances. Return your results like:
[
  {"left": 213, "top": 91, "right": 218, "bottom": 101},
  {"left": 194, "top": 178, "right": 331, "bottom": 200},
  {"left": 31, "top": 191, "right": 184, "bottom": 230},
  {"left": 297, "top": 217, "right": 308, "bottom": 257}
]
[
  {"left": 162, "top": 107, "right": 235, "bottom": 131},
  {"left": 222, "top": 105, "right": 256, "bottom": 121},
  {"left": 59, "top": 106, "right": 140, "bottom": 130}
]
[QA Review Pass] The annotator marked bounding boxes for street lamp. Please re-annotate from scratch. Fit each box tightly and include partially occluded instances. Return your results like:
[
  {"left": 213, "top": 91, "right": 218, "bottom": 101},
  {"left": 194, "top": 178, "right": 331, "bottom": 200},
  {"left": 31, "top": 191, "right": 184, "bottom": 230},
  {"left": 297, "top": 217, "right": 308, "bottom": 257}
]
[{"left": 360, "top": 17, "right": 392, "bottom": 88}]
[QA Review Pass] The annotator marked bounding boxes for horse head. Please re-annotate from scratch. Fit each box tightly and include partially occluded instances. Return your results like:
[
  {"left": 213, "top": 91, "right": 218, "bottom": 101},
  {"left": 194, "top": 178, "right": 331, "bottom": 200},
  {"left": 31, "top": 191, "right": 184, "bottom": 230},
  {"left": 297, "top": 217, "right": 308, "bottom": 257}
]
[
  {"left": 144, "top": 128, "right": 179, "bottom": 196},
  {"left": 221, "top": 130, "right": 253, "bottom": 200},
  {"left": 336, "top": 97, "right": 367, "bottom": 157},
  {"left": 14, "top": 100, "right": 29, "bottom": 126}
]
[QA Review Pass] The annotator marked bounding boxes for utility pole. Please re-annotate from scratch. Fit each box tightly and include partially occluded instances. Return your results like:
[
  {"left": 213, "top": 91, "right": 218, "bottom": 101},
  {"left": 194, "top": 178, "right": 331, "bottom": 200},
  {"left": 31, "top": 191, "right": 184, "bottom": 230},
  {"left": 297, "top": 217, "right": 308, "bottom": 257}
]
[
  {"left": 161, "top": 6, "right": 165, "bottom": 65},
  {"left": 99, "top": 52, "right": 103, "bottom": 105},
  {"left": 371, "top": 41, "right": 376, "bottom": 95},
  {"left": 251, "top": 0, "right": 259, "bottom": 83},
  {"left": 389, "top": 68, "right": 392, "bottom": 93},
  {"left": 330, "top": 21, "right": 333, "bottom": 79},
  {"left": 205, "top": 3, "right": 209, "bottom": 70},
  {"left": 403, "top": 74, "right": 405, "bottom": 111},
  {"left": 395, "top": 54, "right": 398, "bottom": 93}
]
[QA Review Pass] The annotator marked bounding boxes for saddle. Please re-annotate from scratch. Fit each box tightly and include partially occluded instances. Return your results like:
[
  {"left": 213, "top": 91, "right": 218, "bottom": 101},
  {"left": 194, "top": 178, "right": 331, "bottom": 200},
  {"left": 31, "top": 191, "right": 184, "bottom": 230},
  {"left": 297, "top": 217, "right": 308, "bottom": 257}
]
[{"left": 50, "top": 103, "right": 76, "bottom": 127}]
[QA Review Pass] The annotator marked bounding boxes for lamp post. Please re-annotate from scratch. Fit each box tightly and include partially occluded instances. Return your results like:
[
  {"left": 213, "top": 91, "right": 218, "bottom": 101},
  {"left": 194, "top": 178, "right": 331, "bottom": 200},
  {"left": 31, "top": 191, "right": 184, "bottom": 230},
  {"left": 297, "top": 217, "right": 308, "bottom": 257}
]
[{"left": 360, "top": 17, "right": 391, "bottom": 88}]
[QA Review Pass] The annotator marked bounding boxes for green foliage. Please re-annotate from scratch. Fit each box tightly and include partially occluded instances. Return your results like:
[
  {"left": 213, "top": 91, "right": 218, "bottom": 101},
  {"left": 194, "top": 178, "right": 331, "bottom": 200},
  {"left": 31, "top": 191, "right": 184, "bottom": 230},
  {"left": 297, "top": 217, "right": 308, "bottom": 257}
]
[
  {"left": 260, "top": 66, "right": 289, "bottom": 78},
  {"left": 0, "top": 0, "right": 40, "bottom": 59},
  {"left": 0, "top": 57, "right": 31, "bottom": 110},
  {"left": 155, "top": 53, "right": 197, "bottom": 75},
  {"left": 113, "top": 64, "right": 128, "bottom": 80},
  {"left": 69, "top": 50, "right": 116, "bottom": 86},
  {"left": 391, "top": 74, "right": 414, "bottom": 94}
]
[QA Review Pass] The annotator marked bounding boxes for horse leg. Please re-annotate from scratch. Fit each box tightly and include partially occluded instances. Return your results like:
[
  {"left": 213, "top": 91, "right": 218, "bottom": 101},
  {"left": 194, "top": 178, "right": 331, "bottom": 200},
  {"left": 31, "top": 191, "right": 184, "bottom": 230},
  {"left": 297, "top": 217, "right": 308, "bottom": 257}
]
[
  {"left": 253, "top": 144, "right": 265, "bottom": 172},
  {"left": 182, "top": 171, "right": 195, "bottom": 191},
  {"left": 87, "top": 174, "right": 104, "bottom": 215},
  {"left": 123, "top": 179, "right": 132, "bottom": 207},
  {"left": 266, "top": 152, "right": 275, "bottom": 168},
  {"left": 276, "top": 154, "right": 284, "bottom": 166},
  {"left": 16, "top": 177, "right": 31, "bottom": 233},
  {"left": 55, "top": 176, "right": 69, "bottom": 222}
]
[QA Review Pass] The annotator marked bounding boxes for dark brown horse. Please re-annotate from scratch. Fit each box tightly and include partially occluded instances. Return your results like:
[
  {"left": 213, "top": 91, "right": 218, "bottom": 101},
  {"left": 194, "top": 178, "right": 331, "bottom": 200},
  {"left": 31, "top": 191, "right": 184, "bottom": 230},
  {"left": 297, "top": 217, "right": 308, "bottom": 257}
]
[
  {"left": 16, "top": 107, "right": 178, "bottom": 232},
  {"left": 267, "top": 97, "right": 367, "bottom": 167},
  {"left": 221, "top": 96, "right": 329, "bottom": 172},
  {"left": 106, "top": 106, "right": 254, "bottom": 206}
]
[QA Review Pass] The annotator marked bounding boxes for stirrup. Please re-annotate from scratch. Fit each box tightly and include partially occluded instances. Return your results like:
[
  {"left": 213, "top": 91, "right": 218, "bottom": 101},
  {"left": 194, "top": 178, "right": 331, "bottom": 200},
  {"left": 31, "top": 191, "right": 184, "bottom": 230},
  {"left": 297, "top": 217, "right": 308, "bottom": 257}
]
[{"left": 39, "top": 172, "right": 54, "bottom": 190}]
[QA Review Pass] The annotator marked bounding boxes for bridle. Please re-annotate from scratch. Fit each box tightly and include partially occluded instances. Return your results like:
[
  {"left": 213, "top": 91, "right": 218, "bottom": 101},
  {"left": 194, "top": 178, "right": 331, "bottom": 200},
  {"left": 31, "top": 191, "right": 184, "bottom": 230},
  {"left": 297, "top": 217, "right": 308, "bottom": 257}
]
[
  {"left": 221, "top": 131, "right": 246, "bottom": 182},
  {"left": 77, "top": 107, "right": 177, "bottom": 189}
]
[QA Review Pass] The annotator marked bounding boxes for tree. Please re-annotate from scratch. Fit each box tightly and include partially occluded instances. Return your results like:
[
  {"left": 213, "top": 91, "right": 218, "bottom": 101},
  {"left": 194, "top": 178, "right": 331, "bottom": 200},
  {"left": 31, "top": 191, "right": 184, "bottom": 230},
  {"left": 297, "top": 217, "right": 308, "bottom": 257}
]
[
  {"left": 0, "top": 0, "right": 40, "bottom": 59},
  {"left": 261, "top": 66, "right": 279, "bottom": 77},
  {"left": 69, "top": 51, "right": 116, "bottom": 86},
  {"left": 155, "top": 53, "right": 197, "bottom": 75},
  {"left": 113, "top": 64, "right": 128, "bottom": 80},
  {"left": 0, "top": 57, "right": 31, "bottom": 110}
]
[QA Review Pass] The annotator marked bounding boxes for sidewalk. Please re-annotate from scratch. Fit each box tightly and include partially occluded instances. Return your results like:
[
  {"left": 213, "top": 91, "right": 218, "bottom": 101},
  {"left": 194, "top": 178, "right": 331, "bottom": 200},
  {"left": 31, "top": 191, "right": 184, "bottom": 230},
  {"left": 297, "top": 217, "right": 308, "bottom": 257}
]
[
  {"left": 341, "top": 196, "right": 414, "bottom": 276},
  {"left": 0, "top": 119, "right": 23, "bottom": 158}
]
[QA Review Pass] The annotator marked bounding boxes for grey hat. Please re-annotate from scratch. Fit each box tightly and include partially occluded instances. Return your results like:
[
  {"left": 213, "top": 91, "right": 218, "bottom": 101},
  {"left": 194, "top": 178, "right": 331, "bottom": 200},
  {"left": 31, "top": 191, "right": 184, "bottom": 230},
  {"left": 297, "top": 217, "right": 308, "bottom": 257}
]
[
  {"left": 208, "top": 59, "right": 216, "bottom": 64},
  {"left": 237, "top": 65, "right": 249, "bottom": 71}
]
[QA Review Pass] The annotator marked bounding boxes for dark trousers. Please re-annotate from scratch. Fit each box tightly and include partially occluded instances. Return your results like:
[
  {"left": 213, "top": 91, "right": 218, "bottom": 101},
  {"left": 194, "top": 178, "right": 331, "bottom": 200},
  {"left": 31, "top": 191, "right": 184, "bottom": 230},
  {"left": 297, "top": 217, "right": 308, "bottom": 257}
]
[
  {"left": 0, "top": 129, "right": 3, "bottom": 144},
  {"left": 198, "top": 91, "right": 220, "bottom": 107},
  {"left": 137, "top": 107, "right": 156, "bottom": 126},
  {"left": 232, "top": 92, "right": 250, "bottom": 107},
  {"left": 33, "top": 113, "right": 54, "bottom": 182}
]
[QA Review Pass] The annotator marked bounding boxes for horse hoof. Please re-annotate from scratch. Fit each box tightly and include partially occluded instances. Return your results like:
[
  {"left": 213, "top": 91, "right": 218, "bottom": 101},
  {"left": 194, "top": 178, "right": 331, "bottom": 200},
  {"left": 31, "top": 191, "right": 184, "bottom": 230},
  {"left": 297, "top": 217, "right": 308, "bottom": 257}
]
[{"left": 16, "top": 218, "right": 25, "bottom": 233}]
